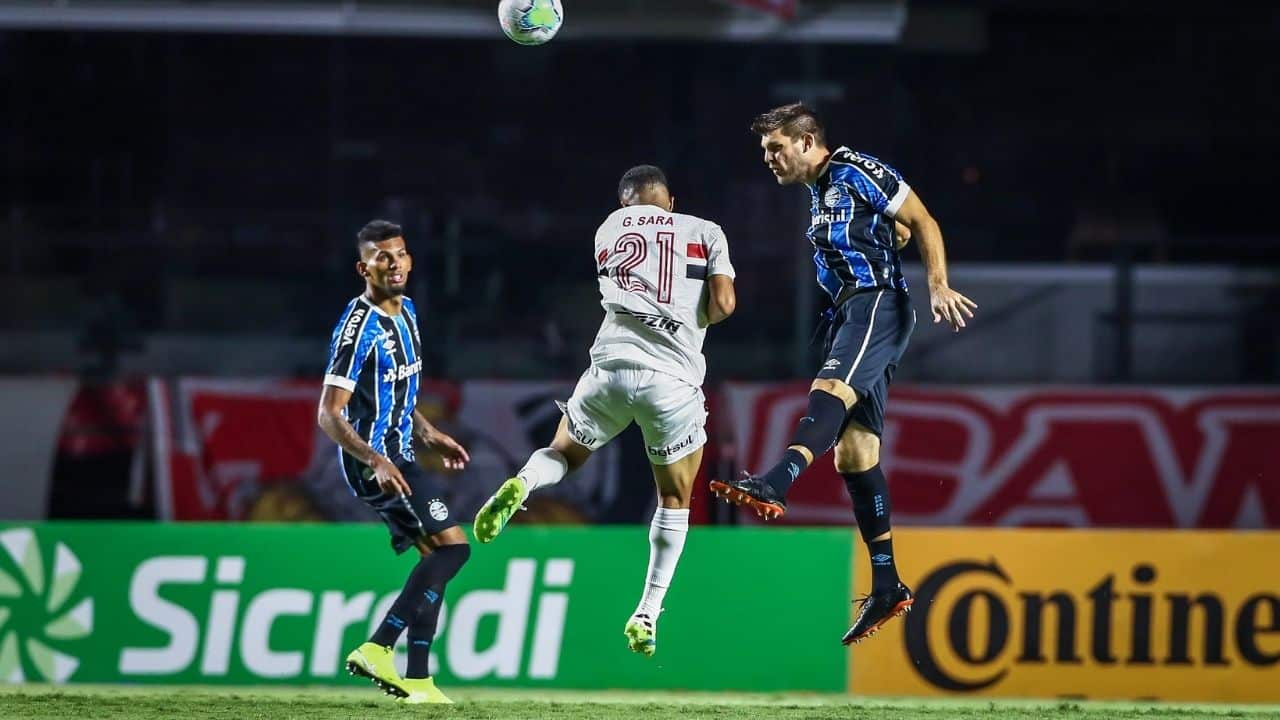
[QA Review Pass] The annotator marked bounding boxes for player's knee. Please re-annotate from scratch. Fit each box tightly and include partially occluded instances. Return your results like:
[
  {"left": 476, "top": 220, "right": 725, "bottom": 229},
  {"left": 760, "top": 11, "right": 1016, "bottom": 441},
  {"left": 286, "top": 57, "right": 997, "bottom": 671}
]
[
  {"left": 561, "top": 445, "right": 591, "bottom": 472},
  {"left": 810, "top": 378, "right": 858, "bottom": 409},
  {"left": 550, "top": 434, "right": 591, "bottom": 472},
  {"left": 658, "top": 490, "right": 692, "bottom": 510},
  {"left": 423, "top": 537, "right": 471, "bottom": 565},
  {"left": 834, "top": 431, "right": 880, "bottom": 474},
  {"left": 448, "top": 542, "right": 472, "bottom": 566},
  {"left": 423, "top": 526, "right": 470, "bottom": 553},
  {"left": 834, "top": 446, "right": 878, "bottom": 474}
]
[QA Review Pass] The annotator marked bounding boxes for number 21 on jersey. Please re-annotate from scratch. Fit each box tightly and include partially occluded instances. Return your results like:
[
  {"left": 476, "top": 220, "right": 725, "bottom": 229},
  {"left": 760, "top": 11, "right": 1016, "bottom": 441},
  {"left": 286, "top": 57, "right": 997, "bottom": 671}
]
[{"left": 605, "top": 231, "right": 675, "bottom": 304}]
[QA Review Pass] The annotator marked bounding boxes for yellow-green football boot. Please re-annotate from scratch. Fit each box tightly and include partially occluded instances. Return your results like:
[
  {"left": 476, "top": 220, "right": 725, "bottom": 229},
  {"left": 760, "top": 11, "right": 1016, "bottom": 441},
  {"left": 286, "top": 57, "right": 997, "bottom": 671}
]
[
  {"left": 397, "top": 676, "right": 454, "bottom": 704},
  {"left": 473, "top": 476, "right": 528, "bottom": 543},
  {"left": 624, "top": 613, "right": 657, "bottom": 657},
  {"left": 344, "top": 642, "right": 407, "bottom": 697}
]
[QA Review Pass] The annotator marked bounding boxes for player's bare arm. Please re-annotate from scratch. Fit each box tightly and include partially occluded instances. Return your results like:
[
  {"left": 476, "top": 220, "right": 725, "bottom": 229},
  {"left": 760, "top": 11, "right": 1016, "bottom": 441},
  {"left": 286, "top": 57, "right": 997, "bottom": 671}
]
[
  {"left": 706, "top": 274, "right": 736, "bottom": 325},
  {"left": 411, "top": 408, "right": 471, "bottom": 471},
  {"left": 893, "top": 220, "right": 911, "bottom": 250},
  {"left": 317, "top": 384, "right": 410, "bottom": 496},
  {"left": 893, "top": 190, "right": 977, "bottom": 331}
]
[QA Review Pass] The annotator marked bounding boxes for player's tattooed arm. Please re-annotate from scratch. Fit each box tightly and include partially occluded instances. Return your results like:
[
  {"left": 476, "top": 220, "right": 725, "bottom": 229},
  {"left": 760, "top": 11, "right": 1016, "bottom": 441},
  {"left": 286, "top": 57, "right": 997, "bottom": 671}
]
[
  {"left": 892, "top": 189, "right": 977, "bottom": 332},
  {"left": 412, "top": 409, "right": 471, "bottom": 471},
  {"left": 317, "top": 385, "right": 411, "bottom": 496}
]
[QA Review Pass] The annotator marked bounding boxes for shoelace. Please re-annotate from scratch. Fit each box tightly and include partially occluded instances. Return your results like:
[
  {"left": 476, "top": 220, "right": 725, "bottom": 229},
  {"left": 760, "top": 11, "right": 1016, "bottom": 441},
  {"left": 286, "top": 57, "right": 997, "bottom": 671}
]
[
  {"left": 633, "top": 610, "right": 661, "bottom": 630},
  {"left": 851, "top": 595, "right": 875, "bottom": 620}
]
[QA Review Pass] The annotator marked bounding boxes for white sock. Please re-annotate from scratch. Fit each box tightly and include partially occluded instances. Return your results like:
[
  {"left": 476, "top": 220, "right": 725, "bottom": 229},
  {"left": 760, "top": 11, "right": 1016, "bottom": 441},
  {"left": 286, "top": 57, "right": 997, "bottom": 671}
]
[
  {"left": 635, "top": 508, "right": 689, "bottom": 620},
  {"left": 517, "top": 448, "right": 569, "bottom": 493}
]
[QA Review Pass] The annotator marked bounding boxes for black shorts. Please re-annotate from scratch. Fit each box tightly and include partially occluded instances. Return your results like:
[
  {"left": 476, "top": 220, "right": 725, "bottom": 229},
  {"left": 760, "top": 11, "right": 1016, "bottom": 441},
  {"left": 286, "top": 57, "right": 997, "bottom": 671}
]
[
  {"left": 342, "top": 454, "right": 457, "bottom": 554},
  {"left": 815, "top": 288, "right": 916, "bottom": 437}
]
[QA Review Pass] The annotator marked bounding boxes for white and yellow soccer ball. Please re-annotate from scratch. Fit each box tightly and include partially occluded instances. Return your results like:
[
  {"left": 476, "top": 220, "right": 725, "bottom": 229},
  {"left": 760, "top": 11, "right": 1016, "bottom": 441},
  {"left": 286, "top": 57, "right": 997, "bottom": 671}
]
[{"left": 497, "top": 0, "right": 564, "bottom": 46}]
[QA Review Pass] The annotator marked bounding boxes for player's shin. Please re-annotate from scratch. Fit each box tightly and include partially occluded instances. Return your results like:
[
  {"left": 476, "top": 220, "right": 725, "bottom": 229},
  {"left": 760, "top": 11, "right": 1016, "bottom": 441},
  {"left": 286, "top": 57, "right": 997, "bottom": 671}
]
[
  {"left": 405, "top": 583, "right": 445, "bottom": 679},
  {"left": 761, "top": 390, "right": 848, "bottom": 496},
  {"left": 635, "top": 507, "right": 689, "bottom": 619},
  {"left": 843, "top": 465, "right": 899, "bottom": 592},
  {"left": 370, "top": 544, "right": 471, "bottom": 648},
  {"left": 519, "top": 447, "right": 569, "bottom": 492}
]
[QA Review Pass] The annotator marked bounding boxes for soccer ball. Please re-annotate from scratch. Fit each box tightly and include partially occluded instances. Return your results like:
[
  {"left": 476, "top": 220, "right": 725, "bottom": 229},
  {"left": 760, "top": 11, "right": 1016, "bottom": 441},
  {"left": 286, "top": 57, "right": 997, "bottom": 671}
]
[{"left": 498, "top": 0, "right": 564, "bottom": 46}]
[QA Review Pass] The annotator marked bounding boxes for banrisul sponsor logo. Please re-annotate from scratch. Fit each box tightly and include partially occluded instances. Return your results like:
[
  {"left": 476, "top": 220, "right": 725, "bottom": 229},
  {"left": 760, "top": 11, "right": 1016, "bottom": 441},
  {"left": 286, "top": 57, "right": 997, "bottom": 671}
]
[
  {"left": 0, "top": 528, "right": 93, "bottom": 683},
  {"left": 120, "top": 556, "right": 573, "bottom": 681}
]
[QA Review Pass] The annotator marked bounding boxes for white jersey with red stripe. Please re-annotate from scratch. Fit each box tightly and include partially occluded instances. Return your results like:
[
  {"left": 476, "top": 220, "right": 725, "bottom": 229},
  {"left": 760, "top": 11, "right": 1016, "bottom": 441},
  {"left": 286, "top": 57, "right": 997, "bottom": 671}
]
[{"left": 589, "top": 205, "right": 735, "bottom": 386}]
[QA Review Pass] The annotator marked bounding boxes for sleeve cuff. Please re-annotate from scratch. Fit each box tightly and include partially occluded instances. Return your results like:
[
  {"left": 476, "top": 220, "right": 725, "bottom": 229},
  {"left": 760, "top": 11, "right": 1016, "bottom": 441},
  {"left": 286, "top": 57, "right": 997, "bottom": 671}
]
[
  {"left": 323, "top": 374, "right": 356, "bottom": 392},
  {"left": 886, "top": 181, "right": 911, "bottom": 217}
]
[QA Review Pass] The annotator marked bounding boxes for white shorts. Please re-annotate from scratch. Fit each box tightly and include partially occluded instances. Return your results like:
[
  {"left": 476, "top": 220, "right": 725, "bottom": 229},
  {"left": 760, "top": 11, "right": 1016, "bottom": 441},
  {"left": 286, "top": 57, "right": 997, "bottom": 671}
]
[{"left": 561, "top": 364, "right": 707, "bottom": 465}]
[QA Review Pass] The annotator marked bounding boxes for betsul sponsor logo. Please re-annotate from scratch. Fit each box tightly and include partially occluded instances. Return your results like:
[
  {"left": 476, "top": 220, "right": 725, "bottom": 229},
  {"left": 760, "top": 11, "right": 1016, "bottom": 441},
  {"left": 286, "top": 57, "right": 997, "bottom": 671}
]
[
  {"left": 648, "top": 433, "right": 698, "bottom": 459},
  {"left": 850, "top": 529, "right": 1280, "bottom": 702},
  {"left": 119, "top": 556, "right": 573, "bottom": 681},
  {"left": 0, "top": 528, "right": 93, "bottom": 683}
]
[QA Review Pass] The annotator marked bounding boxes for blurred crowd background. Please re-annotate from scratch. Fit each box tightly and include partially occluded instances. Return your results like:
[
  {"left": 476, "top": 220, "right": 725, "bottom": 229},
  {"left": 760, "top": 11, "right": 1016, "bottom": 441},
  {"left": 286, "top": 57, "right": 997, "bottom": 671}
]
[{"left": 4, "top": 1, "right": 1277, "bottom": 383}]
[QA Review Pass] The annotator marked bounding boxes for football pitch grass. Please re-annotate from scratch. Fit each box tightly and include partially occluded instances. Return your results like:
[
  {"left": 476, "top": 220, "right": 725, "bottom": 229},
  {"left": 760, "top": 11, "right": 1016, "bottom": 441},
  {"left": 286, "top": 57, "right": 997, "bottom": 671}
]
[{"left": 3, "top": 685, "right": 1279, "bottom": 720}]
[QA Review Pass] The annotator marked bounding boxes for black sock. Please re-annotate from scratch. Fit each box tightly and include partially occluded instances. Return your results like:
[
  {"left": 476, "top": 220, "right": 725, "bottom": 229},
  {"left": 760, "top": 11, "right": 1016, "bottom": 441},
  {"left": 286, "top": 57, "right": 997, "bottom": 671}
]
[
  {"left": 762, "top": 449, "right": 810, "bottom": 497},
  {"left": 405, "top": 583, "right": 446, "bottom": 679},
  {"left": 843, "top": 465, "right": 899, "bottom": 591},
  {"left": 867, "top": 536, "right": 900, "bottom": 592},
  {"left": 370, "top": 544, "right": 470, "bottom": 648},
  {"left": 762, "top": 390, "right": 848, "bottom": 496}
]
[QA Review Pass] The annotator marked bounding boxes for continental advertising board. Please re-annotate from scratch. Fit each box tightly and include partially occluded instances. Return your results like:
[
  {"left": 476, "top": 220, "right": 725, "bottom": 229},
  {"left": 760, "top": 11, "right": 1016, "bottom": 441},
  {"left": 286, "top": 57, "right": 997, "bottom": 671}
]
[{"left": 850, "top": 529, "right": 1280, "bottom": 701}]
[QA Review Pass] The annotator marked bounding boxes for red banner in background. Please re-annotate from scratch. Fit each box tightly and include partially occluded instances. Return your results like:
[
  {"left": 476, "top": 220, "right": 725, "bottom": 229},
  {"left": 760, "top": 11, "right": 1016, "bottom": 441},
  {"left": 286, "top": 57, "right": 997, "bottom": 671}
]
[
  {"left": 145, "top": 378, "right": 1280, "bottom": 527},
  {"left": 720, "top": 384, "right": 1280, "bottom": 528},
  {"left": 727, "top": 0, "right": 798, "bottom": 19},
  {"left": 149, "top": 378, "right": 323, "bottom": 521},
  {"left": 147, "top": 377, "right": 682, "bottom": 524}
]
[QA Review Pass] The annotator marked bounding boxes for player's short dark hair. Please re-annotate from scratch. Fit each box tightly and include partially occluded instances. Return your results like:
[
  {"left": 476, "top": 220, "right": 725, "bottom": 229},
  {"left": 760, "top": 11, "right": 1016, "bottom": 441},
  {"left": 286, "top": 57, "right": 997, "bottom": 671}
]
[
  {"left": 356, "top": 219, "right": 402, "bottom": 251},
  {"left": 751, "top": 102, "right": 826, "bottom": 146},
  {"left": 618, "top": 165, "right": 669, "bottom": 202}
]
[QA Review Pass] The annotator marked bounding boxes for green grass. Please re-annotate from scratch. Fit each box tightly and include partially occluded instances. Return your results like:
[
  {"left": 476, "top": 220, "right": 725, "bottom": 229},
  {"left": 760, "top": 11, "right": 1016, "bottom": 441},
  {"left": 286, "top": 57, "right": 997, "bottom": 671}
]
[{"left": 2, "top": 685, "right": 1278, "bottom": 720}]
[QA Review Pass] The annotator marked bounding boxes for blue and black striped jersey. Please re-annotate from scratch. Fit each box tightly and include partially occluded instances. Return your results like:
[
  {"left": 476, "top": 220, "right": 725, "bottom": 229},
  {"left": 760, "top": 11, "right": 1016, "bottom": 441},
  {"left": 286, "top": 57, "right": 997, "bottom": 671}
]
[
  {"left": 323, "top": 295, "right": 423, "bottom": 465},
  {"left": 806, "top": 147, "right": 912, "bottom": 301}
]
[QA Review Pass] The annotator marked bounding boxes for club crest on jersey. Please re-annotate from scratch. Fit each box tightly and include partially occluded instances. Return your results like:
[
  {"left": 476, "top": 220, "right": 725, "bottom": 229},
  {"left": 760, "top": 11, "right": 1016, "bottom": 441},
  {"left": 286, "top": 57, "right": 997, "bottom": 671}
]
[{"left": 824, "top": 186, "right": 842, "bottom": 208}]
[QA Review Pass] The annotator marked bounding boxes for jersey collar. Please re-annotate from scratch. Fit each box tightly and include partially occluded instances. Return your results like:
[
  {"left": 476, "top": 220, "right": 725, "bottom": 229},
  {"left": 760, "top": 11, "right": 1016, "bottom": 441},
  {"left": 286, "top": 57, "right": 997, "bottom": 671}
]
[
  {"left": 808, "top": 146, "right": 850, "bottom": 189},
  {"left": 358, "top": 294, "right": 392, "bottom": 317}
]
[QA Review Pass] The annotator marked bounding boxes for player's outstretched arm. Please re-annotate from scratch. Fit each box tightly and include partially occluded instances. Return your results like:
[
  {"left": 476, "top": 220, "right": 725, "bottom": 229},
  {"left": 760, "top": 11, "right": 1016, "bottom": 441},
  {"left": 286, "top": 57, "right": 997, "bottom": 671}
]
[
  {"left": 317, "top": 385, "right": 410, "bottom": 495},
  {"left": 706, "top": 274, "right": 737, "bottom": 325},
  {"left": 894, "top": 190, "right": 977, "bottom": 332},
  {"left": 413, "top": 409, "right": 471, "bottom": 471}
]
